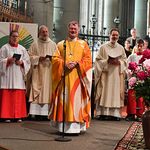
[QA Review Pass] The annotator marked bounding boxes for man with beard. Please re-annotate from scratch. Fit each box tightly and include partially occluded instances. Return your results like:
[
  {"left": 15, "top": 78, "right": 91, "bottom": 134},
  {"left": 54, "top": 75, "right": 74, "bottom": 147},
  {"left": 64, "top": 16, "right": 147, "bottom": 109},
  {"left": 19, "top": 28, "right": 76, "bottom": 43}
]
[
  {"left": 49, "top": 21, "right": 92, "bottom": 134},
  {"left": 28, "top": 25, "right": 57, "bottom": 120},
  {"left": 94, "top": 28, "right": 127, "bottom": 121}
]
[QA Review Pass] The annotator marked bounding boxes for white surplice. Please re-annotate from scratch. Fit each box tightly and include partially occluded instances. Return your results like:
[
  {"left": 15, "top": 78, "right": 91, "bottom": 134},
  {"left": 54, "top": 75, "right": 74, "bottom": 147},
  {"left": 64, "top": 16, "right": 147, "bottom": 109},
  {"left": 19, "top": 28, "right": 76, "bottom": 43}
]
[{"left": 0, "top": 43, "right": 31, "bottom": 89}]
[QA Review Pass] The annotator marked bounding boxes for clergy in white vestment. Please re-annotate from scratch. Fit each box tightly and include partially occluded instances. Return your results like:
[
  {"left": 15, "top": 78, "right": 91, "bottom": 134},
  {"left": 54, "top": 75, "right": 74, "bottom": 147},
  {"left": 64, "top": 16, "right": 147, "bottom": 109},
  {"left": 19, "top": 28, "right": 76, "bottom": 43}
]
[
  {"left": 94, "top": 28, "right": 127, "bottom": 121},
  {"left": 0, "top": 30, "right": 31, "bottom": 122},
  {"left": 28, "top": 25, "right": 57, "bottom": 119}
]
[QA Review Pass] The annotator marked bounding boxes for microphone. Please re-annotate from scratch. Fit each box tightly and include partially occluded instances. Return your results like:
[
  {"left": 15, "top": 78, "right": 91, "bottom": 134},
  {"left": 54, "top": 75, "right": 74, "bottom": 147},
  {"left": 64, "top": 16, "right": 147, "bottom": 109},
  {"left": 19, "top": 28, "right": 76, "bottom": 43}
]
[
  {"left": 62, "top": 40, "right": 67, "bottom": 77},
  {"left": 55, "top": 37, "right": 72, "bottom": 142}
]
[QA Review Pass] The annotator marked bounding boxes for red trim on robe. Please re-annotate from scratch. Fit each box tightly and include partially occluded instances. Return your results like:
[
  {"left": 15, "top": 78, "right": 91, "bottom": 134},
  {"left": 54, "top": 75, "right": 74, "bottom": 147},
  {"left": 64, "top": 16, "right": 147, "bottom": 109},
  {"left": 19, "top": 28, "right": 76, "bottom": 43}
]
[{"left": 0, "top": 89, "right": 27, "bottom": 118}]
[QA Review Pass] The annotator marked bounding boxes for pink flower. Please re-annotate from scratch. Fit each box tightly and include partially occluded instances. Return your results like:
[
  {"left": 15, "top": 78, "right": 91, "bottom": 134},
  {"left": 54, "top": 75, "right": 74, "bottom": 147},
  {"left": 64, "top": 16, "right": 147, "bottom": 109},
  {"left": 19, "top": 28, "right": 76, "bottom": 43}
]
[
  {"left": 128, "top": 62, "right": 138, "bottom": 71},
  {"left": 128, "top": 77, "right": 137, "bottom": 87},
  {"left": 135, "top": 66, "right": 141, "bottom": 72},
  {"left": 139, "top": 50, "right": 150, "bottom": 63},
  {"left": 137, "top": 71, "right": 147, "bottom": 80},
  {"left": 143, "top": 50, "right": 150, "bottom": 59},
  {"left": 127, "top": 70, "right": 133, "bottom": 78},
  {"left": 143, "top": 59, "right": 150, "bottom": 70}
]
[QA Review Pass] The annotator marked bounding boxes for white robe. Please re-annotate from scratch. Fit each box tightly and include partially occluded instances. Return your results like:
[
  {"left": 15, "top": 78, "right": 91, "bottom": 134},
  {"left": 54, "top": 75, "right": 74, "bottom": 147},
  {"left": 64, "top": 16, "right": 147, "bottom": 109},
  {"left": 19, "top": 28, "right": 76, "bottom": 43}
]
[
  {"left": 94, "top": 41, "right": 127, "bottom": 117},
  {"left": 0, "top": 43, "right": 31, "bottom": 89},
  {"left": 127, "top": 53, "right": 142, "bottom": 65},
  {"left": 28, "top": 38, "right": 57, "bottom": 116}
]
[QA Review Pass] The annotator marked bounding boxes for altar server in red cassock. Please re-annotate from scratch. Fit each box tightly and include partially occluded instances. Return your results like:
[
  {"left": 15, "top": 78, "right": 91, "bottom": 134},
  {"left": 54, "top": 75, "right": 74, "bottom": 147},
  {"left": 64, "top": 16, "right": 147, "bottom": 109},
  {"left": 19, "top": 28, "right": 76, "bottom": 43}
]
[{"left": 0, "top": 30, "right": 31, "bottom": 122}]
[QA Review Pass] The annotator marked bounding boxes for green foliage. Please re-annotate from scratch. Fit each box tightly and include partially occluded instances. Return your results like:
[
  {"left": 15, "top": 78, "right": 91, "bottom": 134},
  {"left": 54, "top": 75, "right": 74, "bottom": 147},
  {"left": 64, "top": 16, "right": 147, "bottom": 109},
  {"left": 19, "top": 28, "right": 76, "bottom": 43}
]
[{"left": 134, "top": 77, "right": 150, "bottom": 105}]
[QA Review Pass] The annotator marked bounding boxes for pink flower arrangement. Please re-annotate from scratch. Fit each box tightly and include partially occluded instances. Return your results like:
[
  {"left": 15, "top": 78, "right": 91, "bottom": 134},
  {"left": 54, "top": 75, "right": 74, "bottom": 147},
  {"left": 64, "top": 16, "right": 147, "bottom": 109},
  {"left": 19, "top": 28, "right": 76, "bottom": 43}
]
[{"left": 128, "top": 50, "right": 150, "bottom": 104}]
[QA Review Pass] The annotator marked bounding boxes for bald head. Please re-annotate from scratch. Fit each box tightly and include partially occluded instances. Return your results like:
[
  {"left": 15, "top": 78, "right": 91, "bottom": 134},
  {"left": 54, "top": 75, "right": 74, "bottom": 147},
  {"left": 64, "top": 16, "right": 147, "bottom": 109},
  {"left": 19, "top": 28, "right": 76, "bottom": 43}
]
[{"left": 38, "top": 25, "right": 49, "bottom": 41}]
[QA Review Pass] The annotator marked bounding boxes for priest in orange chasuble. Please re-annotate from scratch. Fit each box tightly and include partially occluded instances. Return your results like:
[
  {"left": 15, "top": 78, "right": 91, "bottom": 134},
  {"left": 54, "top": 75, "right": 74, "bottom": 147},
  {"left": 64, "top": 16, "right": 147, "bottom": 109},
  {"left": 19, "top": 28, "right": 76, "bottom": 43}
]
[{"left": 49, "top": 21, "right": 92, "bottom": 134}]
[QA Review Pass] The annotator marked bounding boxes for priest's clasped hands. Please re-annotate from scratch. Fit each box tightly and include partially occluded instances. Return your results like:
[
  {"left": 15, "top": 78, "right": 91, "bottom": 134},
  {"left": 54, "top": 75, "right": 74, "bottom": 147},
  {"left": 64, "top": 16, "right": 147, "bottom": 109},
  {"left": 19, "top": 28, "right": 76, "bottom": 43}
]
[{"left": 65, "top": 61, "right": 78, "bottom": 70}]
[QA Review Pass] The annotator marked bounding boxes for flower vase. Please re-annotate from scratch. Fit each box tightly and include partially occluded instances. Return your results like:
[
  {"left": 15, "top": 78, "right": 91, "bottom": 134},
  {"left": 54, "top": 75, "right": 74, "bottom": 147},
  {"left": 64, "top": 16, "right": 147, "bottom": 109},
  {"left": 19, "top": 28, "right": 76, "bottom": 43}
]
[{"left": 142, "top": 109, "right": 150, "bottom": 149}]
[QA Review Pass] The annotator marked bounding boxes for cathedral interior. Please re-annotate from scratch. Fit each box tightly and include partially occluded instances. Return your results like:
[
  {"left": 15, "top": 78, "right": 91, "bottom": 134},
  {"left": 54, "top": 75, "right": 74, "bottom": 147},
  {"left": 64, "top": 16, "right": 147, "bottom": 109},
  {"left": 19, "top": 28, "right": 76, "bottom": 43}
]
[
  {"left": 0, "top": 1, "right": 150, "bottom": 149},
  {"left": 1, "top": 0, "right": 150, "bottom": 63}
]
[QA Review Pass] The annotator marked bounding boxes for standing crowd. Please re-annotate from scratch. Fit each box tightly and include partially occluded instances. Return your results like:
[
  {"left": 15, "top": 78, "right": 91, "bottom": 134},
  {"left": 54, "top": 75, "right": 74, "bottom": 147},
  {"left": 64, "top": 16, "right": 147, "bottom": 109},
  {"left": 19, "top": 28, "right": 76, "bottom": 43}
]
[{"left": 0, "top": 21, "right": 149, "bottom": 134}]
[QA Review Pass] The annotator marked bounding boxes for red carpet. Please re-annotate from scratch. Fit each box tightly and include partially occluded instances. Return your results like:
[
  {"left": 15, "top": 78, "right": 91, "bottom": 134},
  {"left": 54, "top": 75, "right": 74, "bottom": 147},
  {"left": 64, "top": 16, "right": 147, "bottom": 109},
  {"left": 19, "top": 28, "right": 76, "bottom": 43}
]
[{"left": 114, "top": 122, "right": 146, "bottom": 150}]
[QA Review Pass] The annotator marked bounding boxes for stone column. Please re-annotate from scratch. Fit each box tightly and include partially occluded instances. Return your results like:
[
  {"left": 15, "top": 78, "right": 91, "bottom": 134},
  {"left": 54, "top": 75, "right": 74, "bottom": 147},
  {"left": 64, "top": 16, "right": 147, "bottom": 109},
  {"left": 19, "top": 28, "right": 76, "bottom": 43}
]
[
  {"left": 103, "top": 0, "right": 120, "bottom": 35},
  {"left": 134, "top": 0, "right": 148, "bottom": 38},
  {"left": 90, "top": 0, "right": 96, "bottom": 15},
  {"left": 53, "top": 0, "right": 80, "bottom": 42},
  {"left": 88, "top": 0, "right": 96, "bottom": 34},
  {"left": 97, "top": 0, "right": 104, "bottom": 35},
  {"left": 119, "top": 0, "right": 135, "bottom": 37},
  {"left": 30, "top": 0, "right": 54, "bottom": 38},
  {"left": 79, "top": 0, "right": 88, "bottom": 34}
]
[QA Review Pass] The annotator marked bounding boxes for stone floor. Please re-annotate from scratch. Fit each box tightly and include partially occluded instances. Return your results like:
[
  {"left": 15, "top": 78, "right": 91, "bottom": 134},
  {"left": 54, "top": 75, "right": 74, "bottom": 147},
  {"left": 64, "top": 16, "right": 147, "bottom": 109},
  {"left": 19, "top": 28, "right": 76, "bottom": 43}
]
[{"left": 0, "top": 119, "right": 132, "bottom": 150}]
